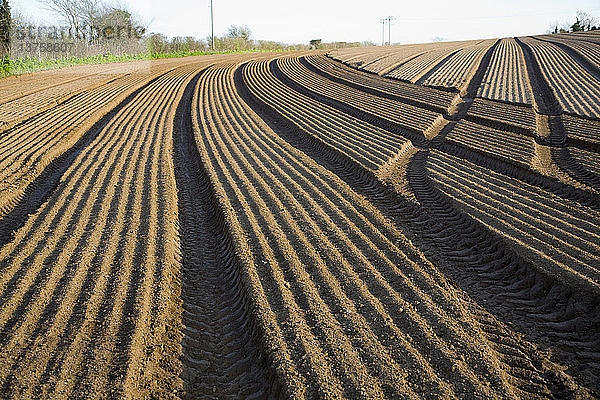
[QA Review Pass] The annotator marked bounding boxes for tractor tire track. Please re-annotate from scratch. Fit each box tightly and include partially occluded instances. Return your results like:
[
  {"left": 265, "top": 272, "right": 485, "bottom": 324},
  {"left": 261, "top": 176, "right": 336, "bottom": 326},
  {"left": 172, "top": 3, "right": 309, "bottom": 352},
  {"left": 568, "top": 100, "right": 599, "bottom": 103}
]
[
  {"left": 202, "top": 63, "right": 549, "bottom": 399},
  {"left": 172, "top": 65, "right": 272, "bottom": 399},
  {"left": 516, "top": 36, "right": 600, "bottom": 191},
  {"left": 235, "top": 59, "right": 594, "bottom": 398},
  {"left": 0, "top": 63, "right": 204, "bottom": 399}
]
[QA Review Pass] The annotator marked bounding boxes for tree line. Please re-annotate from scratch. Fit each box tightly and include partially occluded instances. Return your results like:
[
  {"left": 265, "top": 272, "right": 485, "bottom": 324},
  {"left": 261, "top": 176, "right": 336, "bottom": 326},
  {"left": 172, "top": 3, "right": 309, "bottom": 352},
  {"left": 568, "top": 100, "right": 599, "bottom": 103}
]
[
  {"left": 13, "top": 0, "right": 146, "bottom": 44},
  {"left": 147, "top": 26, "right": 371, "bottom": 55},
  {"left": 0, "top": 0, "right": 368, "bottom": 75},
  {"left": 549, "top": 10, "right": 598, "bottom": 34}
]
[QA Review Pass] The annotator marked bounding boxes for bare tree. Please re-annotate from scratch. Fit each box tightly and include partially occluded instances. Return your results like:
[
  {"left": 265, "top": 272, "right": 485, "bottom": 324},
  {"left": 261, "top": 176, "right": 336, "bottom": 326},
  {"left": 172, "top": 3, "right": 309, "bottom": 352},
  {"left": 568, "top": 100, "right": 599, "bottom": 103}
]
[
  {"left": 547, "top": 20, "right": 571, "bottom": 34},
  {"left": 226, "top": 25, "right": 251, "bottom": 41},
  {"left": 217, "top": 25, "right": 252, "bottom": 51},
  {"left": 9, "top": 4, "right": 29, "bottom": 28},
  {"left": 0, "top": 0, "right": 10, "bottom": 73},
  {"left": 96, "top": 2, "right": 146, "bottom": 40},
  {"left": 38, "top": 0, "right": 81, "bottom": 39},
  {"left": 576, "top": 10, "right": 598, "bottom": 31},
  {"left": 79, "top": 0, "right": 102, "bottom": 43}
]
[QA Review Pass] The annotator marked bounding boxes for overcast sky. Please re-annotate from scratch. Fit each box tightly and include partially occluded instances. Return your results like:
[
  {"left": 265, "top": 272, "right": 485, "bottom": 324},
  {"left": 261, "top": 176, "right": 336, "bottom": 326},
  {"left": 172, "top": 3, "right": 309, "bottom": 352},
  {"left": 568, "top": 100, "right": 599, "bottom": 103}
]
[{"left": 14, "top": 0, "right": 600, "bottom": 45}]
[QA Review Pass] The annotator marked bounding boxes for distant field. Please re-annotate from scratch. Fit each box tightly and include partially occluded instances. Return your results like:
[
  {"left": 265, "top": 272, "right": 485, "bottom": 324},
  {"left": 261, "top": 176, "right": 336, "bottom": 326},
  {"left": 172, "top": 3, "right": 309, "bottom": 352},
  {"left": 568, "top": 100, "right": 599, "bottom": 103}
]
[{"left": 0, "top": 31, "right": 599, "bottom": 399}]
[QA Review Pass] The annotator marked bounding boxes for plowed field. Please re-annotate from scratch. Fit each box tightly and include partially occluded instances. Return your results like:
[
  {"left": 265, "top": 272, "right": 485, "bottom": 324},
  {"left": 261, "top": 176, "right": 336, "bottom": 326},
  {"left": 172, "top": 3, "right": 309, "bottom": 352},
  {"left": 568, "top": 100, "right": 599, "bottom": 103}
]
[{"left": 1, "top": 32, "right": 599, "bottom": 400}]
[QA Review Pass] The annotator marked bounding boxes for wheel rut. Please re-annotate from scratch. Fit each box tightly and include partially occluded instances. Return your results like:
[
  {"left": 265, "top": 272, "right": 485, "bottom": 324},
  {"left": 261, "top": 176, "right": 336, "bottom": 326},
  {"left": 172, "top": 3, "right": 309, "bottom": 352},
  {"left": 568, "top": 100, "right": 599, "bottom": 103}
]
[
  {"left": 173, "top": 68, "right": 272, "bottom": 399},
  {"left": 312, "top": 44, "right": 600, "bottom": 206},
  {"left": 270, "top": 58, "right": 429, "bottom": 147},
  {"left": 302, "top": 56, "right": 448, "bottom": 115},
  {"left": 515, "top": 37, "right": 600, "bottom": 191},
  {"left": 235, "top": 61, "right": 596, "bottom": 397}
]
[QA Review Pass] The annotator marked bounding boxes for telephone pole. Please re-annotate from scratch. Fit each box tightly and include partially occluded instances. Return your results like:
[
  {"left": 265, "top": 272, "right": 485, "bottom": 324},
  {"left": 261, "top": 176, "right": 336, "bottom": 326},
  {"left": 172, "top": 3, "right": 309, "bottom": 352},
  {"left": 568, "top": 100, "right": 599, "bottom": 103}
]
[
  {"left": 210, "top": 0, "right": 214, "bottom": 50},
  {"left": 380, "top": 16, "right": 394, "bottom": 46},
  {"left": 386, "top": 16, "right": 394, "bottom": 45}
]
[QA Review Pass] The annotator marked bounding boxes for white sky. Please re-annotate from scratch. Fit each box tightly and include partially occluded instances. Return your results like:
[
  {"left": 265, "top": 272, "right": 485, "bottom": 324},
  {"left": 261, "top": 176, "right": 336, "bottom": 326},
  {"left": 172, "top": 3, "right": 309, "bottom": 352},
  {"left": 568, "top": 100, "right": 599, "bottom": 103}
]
[{"left": 13, "top": 0, "right": 600, "bottom": 45}]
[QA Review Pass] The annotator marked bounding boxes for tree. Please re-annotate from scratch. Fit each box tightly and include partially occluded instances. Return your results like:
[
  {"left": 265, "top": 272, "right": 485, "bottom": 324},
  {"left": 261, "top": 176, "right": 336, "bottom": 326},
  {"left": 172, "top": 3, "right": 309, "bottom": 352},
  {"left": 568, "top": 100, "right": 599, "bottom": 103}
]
[
  {"left": 217, "top": 25, "right": 253, "bottom": 51},
  {"left": 146, "top": 32, "right": 167, "bottom": 54},
  {"left": 548, "top": 13, "right": 598, "bottom": 34},
  {"left": 571, "top": 17, "right": 584, "bottom": 32},
  {"left": 548, "top": 19, "right": 571, "bottom": 34},
  {"left": 79, "top": 0, "right": 102, "bottom": 42},
  {"left": 309, "top": 39, "right": 321, "bottom": 49},
  {"left": 38, "top": 0, "right": 82, "bottom": 39},
  {"left": 97, "top": 6, "right": 140, "bottom": 39},
  {"left": 38, "top": 0, "right": 145, "bottom": 43},
  {"left": 0, "top": 0, "right": 10, "bottom": 74},
  {"left": 576, "top": 10, "right": 598, "bottom": 31},
  {"left": 226, "top": 25, "right": 251, "bottom": 41}
]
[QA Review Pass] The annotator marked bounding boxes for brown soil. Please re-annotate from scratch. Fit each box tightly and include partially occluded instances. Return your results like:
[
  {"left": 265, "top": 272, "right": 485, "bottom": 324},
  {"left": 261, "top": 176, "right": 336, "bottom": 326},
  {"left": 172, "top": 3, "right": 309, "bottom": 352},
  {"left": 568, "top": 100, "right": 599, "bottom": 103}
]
[{"left": 0, "top": 33, "right": 598, "bottom": 399}]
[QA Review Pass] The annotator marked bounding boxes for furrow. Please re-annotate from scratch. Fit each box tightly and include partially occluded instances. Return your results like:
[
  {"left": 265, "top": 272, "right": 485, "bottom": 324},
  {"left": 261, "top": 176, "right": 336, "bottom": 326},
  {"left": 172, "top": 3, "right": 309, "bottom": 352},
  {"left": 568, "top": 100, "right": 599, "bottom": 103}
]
[
  {"left": 385, "top": 42, "right": 475, "bottom": 83},
  {"left": 0, "top": 62, "right": 129, "bottom": 104},
  {"left": 199, "top": 63, "right": 528, "bottom": 398},
  {"left": 477, "top": 38, "right": 533, "bottom": 105},
  {"left": 535, "top": 36, "right": 600, "bottom": 84},
  {"left": 0, "top": 65, "right": 181, "bottom": 239},
  {"left": 2, "top": 39, "right": 599, "bottom": 400},
  {"left": 429, "top": 153, "right": 600, "bottom": 283},
  {"left": 306, "top": 54, "right": 455, "bottom": 114},
  {"left": 272, "top": 57, "right": 439, "bottom": 146},
  {"left": 518, "top": 36, "right": 600, "bottom": 120},
  {"left": 243, "top": 59, "right": 405, "bottom": 170},
  {"left": 419, "top": 40, "right": 497, "bottom": 94},
  {"left": 0, "top": 69, "right": 175, "bottom": 251},
  {"left": 235, "top": 57, "right": 592, "bottom": 398},
  {"left": 413, "top": 149, "right": 600, "bottom": 392},
  {"left": 288, "top": 57, "right": 444, "bottom": 136},
  {"left": 0, "top": 72, "right": 125, "bottom": 130},
  {"left": 173, "top": 65, "right": 272, "bottom": 399},
  {"left": 0, "top": 63, "right": 203, "bottom": 399},
  {"left": 440, "top": 141, "right": 600, "bottom": 210}
]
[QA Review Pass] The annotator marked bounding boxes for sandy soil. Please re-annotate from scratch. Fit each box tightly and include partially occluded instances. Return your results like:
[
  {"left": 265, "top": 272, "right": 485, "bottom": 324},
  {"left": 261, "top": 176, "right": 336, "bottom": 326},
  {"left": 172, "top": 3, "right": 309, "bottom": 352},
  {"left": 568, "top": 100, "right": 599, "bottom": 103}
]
[{"left": 0, "top": 33, "right": 598, "bottom": 399}]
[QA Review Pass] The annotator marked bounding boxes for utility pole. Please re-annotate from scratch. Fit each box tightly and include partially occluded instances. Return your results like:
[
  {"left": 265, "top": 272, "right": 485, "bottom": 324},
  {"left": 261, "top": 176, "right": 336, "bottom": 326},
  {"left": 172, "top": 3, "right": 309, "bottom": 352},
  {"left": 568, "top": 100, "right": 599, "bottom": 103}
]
[
  {"left": 210, "top": 0, "right": 214, "bottom": 50},
  {"left": 386, "top": 16, "right": 394, "bottom": 45},
  {"left": 380, "top": 16, "right": 394, "bottom": 45}
]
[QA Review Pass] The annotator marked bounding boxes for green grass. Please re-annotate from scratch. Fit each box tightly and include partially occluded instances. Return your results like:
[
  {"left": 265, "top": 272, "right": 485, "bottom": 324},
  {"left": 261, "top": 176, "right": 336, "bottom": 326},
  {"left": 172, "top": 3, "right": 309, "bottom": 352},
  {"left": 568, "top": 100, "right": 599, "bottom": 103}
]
[{"left": 1, "top": 49, "right": 262, "bottom": 77}]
